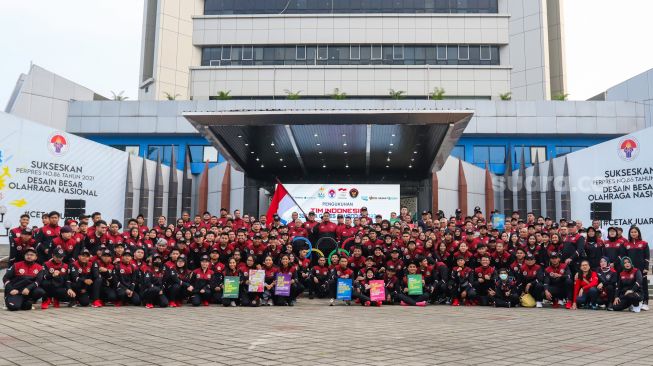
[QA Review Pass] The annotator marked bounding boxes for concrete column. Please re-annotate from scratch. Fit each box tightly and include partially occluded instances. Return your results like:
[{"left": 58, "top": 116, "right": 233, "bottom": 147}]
[
  {"left": 458, "top": 160, "right": 468, "bottom": 217},
  {"left": 485, "top": 162, "right": 494, "bottom": 215},
  {"left": 198, "top": 161, "right": 209, "bottom": 215},
  {"left": 221, "top": 163, "right": 231, "bottom": 212},
  {"left": 431, "top": 172, "right": 439, "bottom": 213}
]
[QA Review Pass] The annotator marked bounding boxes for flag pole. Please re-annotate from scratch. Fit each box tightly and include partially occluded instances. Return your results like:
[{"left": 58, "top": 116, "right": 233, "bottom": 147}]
[{"left": 274, "top": 177, "right": 309, "bottom": 219}]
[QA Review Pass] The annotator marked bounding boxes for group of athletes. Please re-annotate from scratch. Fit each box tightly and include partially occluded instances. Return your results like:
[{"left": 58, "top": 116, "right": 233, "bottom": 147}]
[{"left": 3, "top": 206, "right": 649, "bottom": 312}]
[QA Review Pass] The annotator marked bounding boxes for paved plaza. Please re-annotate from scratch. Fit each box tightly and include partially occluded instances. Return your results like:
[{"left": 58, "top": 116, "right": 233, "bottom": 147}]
[{"left": 0, "top": 298, "right": 652, "bottom": 366}]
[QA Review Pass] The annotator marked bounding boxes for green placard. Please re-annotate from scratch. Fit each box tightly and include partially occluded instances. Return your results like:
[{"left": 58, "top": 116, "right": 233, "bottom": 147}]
[
  {"left": 407, "top": 274, "right": 423, "bottom": 295},
  {"left": 223, "top": 276, "right": 240, "bottom": 299}
]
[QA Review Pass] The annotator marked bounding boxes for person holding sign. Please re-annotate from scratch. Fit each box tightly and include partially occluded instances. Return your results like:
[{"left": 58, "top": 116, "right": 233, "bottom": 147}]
[
  {"left": 330, "top": 256, "right": 354, "bottom": 306},
  {"left": 222, "top": 258, "right": 243, "bottom": 306},
  {"left": 275, "top": 254, "right": 299, "bottom": 306},
  {"left": 395, "top": 262, "right": 428, "bottom": 306},
  {"left": 353, "top": 268, "right": 376, "bottom": 306}
]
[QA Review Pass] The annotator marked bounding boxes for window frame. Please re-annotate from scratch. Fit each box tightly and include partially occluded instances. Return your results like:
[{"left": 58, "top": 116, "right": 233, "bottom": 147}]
[
  {"left": 392, "top": 44, "right": 404, "bottom": 60},
  {"left": 480, "top": 45, "right": 491, "bottom": 60},
  {"left": 350, "top": 45, "right": 361, "bottom": 60},
  {"left": 371, "top": 44, "right": 383, "bottom": 60},
  {"left": 242, "top": 45, "right": 254, "bottom": 60},
  {"left": 458, "top": 45, "right": 470, "bottom": 60},
  {"left": 296, "top": 45, "right": 307, "bottom": 60}
]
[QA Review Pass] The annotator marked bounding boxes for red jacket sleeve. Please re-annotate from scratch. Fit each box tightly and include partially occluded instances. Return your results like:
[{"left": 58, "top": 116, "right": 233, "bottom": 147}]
[
  {"left": 572, "top": 278, "right": 581, "bottom": 303},
  {"left": 581, "top": 272, "right": 599, "bottom": 292}
]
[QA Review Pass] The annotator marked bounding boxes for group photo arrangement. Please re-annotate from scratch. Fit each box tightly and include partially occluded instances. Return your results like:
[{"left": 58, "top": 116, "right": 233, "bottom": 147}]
[{"left": 4, "top": 206, "right": 649, "bottom": 313}]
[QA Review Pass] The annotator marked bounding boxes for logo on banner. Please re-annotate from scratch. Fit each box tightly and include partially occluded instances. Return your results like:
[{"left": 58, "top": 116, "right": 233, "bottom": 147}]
[
  {"left": 618, "top": 137, "right": 639, "bottom": 161},
  {"left": 349, "top": 188, "right": 359, "bottom": 198},
  {"left": 317, "top": 187, "right": 326, "bottom": 199},
  {"left": 328, "top": 189, "right": 336, "bottom": 198},
  {"left": 48, "top": 132, "right": 69, "bottom": 156}
]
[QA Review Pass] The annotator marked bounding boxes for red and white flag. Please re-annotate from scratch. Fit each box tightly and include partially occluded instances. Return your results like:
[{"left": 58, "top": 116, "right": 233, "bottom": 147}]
[{"left": 266, "top": 181, "right": 298, "bottom": 224}]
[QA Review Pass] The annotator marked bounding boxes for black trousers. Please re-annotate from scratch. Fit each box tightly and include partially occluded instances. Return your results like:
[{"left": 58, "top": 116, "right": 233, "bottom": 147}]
[
  {"left": 612, "top": 292, "right": 642, "bottom": 311},
  {"left": 310, "top": 279, "right": 330, "bottom": 298},
  {"left": 41, "top": 280, "right": 71, "bottom": 302},
  {"left": 116, "top": 287, "right": 141, "bottom": 305},
  {"left": 5, "top": 288, "right": 46, "bottom": 311},
  {"left": 525, "top": 283, "right": 544, "bottom": 302},
  {"left": 92, "top": 281, "right": 117, "bottom": 303},
  {"left": 597, "top": 284, "right": 616, "bottom": 306},
  {"left": 576, "top": 287, "right": 599, "bottom": 307},
  {"left": 190, "top": 290, "right": 212, "bottom": 306},
  {"left": 493, "top": 293, "right": 520, "bottom": 307},
  {"left": 142, "top": 286, "right": 169, "bottom": 307},
  {"left": 546, "top": 282, "right": 571, "bottom": 301},
  {"left": 71, "top": 283, "right": 92, "bottom": 306},
  {"left": 395, "top": 292, "right": 429, "bottom": 306}
]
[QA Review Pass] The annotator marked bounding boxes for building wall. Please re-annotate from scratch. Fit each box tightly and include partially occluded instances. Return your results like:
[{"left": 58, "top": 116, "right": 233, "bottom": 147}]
[
  {"left": 506, "top": 0, "right": 553, "bottom": 100},
  {"left": 604, "top": 68, "right": 653, "bottom": 128},
  {"left": 189, "top": 66, "right": 511, "bottom": 99},
  {"left": 5, "top": 65, "right": 101, "bottom": 130},
  {"left": 437, "top": 157, "right": 489, "bottom": 216},
  {"left": 546, "top": 0, "right": 567, "bottom": 97},
  {"left": 139, "top": 0, "right": 204, "bottom": 100}
]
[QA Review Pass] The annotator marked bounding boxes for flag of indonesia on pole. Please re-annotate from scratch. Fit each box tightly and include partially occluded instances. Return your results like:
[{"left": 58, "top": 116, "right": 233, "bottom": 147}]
[{"left": 266, "top": 180, "right": 302, "bottom": 224}]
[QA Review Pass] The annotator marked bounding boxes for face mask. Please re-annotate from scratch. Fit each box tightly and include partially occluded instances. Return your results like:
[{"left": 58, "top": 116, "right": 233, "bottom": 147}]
[{"left": 499, "top": 274, "right": 508, "bottom": 281}]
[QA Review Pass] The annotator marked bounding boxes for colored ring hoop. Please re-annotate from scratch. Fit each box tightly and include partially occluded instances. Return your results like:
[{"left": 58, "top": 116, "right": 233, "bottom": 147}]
[
  {"left": 310, "top": 248, "right": 325, "bottom": 258},
  {"left": 293, "top": 236, "right": 313, "bottom": 258},
  {"left": 327, "top": 248, "right": 350, "bottom": 265}
]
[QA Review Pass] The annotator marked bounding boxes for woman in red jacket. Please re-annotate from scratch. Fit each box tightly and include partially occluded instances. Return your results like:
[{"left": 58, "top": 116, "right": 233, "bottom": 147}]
[{"left": 571, "top": 260, "right": 599, "bottom": 310}]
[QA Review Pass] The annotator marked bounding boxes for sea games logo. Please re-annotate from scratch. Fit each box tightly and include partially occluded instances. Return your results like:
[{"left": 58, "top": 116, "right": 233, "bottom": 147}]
[
  {"left": 48, "top": 132, "right": 69, "bottom": 156},
  {"left": 317, "top": 187, "right": 326, "bottom": 199},
  {"left": 349, "top": 188, "right": 359, "bottom": 198},
  {"left": 328, "top": 188, "right": 336, "bottom": 198},
  {"left": 618, "top": 137, "right": 639, "bottom": 161}
]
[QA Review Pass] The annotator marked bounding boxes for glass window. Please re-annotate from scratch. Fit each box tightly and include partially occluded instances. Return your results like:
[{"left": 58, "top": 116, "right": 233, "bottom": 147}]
[
  {"left": 317, "top": 45, "right": 328, "bottom": 60},
  {"left": 458, "top": 45, "right": 469, "bottom": 60},
  {"left": 350, "top": 45, "right": 361, "bottom": 60},
  {"left": 296, "top": 45, "right": 306, "bottom": 60},
  {"left": 147, "top": 145, "right": 179, "bottom": 165},
  {"left": 451, "top": 145, "right": 465, "bottom": 160},
  {"left": 530, "top": 146, "right": 546, "bottom": 163},
  {"left": 371, "top": 45, "right": 382, "bottom": 60},
  {"left": 221, "top": 46, "right": 232, "bottom": 60},
  {"left": 489, "top": 146, "right": 506, "bottom": 164},
  {"left": 242, "top": 46, "right": 253, "bottom": 60},
  {"left": 480, "top": 45, "right": 491, "bottom": 60},
  {"left": 393, "top": 45, "right": 404, "bottom": 60},
  {"left": 436, "top": 45, "right": 447, "bottom": 60},
  {"left": 473, "top": 146, "right": 489, "bottom": 164},
  {"left": 203, "top": 146, "right": 219, "bottom": 163}
]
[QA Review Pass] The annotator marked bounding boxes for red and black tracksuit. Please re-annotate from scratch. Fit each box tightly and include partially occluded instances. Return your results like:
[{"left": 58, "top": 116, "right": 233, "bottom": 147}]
[
  {"left": 188, "top": 268, "right": 217, "bottom": 306},
  {"left": 473, "top": 266, "right": 496, "bottom": 305},
  {"left": 69, "top": 260, "right": 97, "bottom": 306},
  {"left": 141, "top": 264, "right": 178, "bottom": 307},
  {"left": 543, "top": 263, "right": 572, "bottom": 303},
  {"left": 520, "top": 263, "right": 544, "bottom": 302},
  {"left": 310, "top": 265, "right": 330, "bottom": 298},
  {"left": 613, "top": 267, "right": 643, "bottom": 311},
  {"left": 114, "top": 262, "right": 141, "bottom": 305},
  {"left": 42, "top": 259, "right": 72, "bottom": 303},
  {"left": 596, "top": 267, "right": 618, "bottom": 307},
  {"left": 3, "top": 261, "right": 46, "bottom": 311},
  {"left": 624, "top": 239, "right": 650, "bottom": 304},
  {"left": 492, "top": 276, "right": 520, "bottom": 307},
  {"left": 93, "top": 262, "right": 117, "bottom": 304}
]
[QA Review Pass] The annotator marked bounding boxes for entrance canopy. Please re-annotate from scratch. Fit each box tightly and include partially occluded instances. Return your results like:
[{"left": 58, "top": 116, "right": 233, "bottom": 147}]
[{"left": 184, "top": 103, "right": 473, "bottom": 181}]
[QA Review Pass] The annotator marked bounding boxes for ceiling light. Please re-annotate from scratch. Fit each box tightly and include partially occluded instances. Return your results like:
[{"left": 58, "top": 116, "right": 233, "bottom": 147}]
[
  {"left": 385, "top": 165, "right": 389, "bottom": 168},
  {"left": 316, "top": 143, "right": 321, "bottom": 146},
  {"left": 319, "top": 151, "right": 323, "bottom": 154},
  {"left": 390, "top": 143, "right": 394, "bottom": 146},
  {"left": 343, "top": 143, "right": 347, "bottom": 146},
  {"left": 409, "top": 165, "right": 413, "bottom": 168},
  {"left": 283, "top": 165, "right": 287, "bottom": 168},
  {"left": 411, "top": 158, "right": 415, "bottom": 161},
  {"left": 270, "top": 142, "right": 275, "bottom": 146},
  {"left": 244, "top": 143, "right": 249, "bottom": 146},
  {"left": 250, "top": 151, "right": 254, "bottom": 154},
  {"left": 344, "top": 151, "right": 348, "bottom": 154},
  {"left": 387, "top": 158, "right": 391, "bottom": 162},
  {"left": 388, "top": 151, "right": 392, "bottom": 154},
  {"left": 323, "top": 164, "right": 327, "bottom": 168},
  {"left": 413, "top": 151, "right": 418, "bottom": 154},
  {"left": 342, "top": 134, "right": 346, "bottom": 137},
  {"left": 256, "top": 158, "right": 260, "bottom": 161},
  {"left": 345, "top": 165, "right": 349, "bottom": 168},
  {"left": 314, "top": 134, "right": 318, "bottom": 137},
  {"left": 237, "top": 135, "right": 242, "bottom": 138},
  {"left": 275, "top": 151, "right": 279, "bottom": 154},
  {"left": 391, "top": 134, "right": 396, "bottom": 137},
  {"left": 279, "top": 158, "right": 283, "bottom": 162},
  {"left": 260, "top": 164, "right": 264, "bottom": 168}
]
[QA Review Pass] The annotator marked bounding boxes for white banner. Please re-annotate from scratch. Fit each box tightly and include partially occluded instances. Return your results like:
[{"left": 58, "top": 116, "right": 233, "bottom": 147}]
[
  {"left": 281, "top": 184, "right": 400, "bottom": 223},
  {"left": 0, "top": 113, "right": 128, "bottom": 243},
  {"left": 568, "top": 127, "right": 653, "bottom": 240}
]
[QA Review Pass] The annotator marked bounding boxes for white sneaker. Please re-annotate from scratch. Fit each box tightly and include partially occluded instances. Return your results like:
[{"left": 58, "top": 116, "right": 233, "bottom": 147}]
[
  {"left": 536, "top": 302, "right": 543, "bottom": 308},
  {"left": 329, "top": 299, "right": 335, "bottom": 306},
  {"left": 641, "top": 303, "right": 649, "bottom": 311},
  {"left": 558, "top": 300, "right": 565, "bottom": 306},
  {"left": 631, "top": 304, "right": 641, "bottom": 313}
]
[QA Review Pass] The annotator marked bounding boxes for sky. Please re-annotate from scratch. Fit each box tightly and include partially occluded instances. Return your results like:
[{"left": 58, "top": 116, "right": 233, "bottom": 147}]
[{"left": 1, "top": 0, "right": 652, "bottom": 107}]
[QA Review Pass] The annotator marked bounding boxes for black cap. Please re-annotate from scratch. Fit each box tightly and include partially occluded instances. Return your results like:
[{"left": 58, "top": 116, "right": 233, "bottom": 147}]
[
  {"left": 24, "top": 247, "right": 37, "bottom": 254},
  {"left": 200, "top": 255, "right": 210, "bottom": 262},
  {"left": 549, "top": 252, "right": 560, "bottom": 258},
  {"left": 361, "top": 207, "right": 368, "bottom": 211},
  {"left": 568, "top": 221, "right": 577, "bottom": 226},
  {"left": 122, "top": 250, "right": 133, "bottom": 257},
  {"left": 21, "top": 228, "right": 33, "bottom": 235},
  {"left": 194, "top": 232, "right": 204, "bottom": 238},
  {"left": 152, "top": 253, "right": 161, "bottom": 260},
  {"left": 390, "top": 248, "right": 400, "bottom": 253},
  {"left": 60, "top": 226, "right": 73, "bottom": 234},
  {"left": 308, "top": 211, "right": 316, "bottom": 216},
  {"left": 53, "top": 248, "right": 65, "bottom": 258},
  {"left": 115, "top": 242, "right": 125, "bottom": 248},
  {"left": 422, "top": 211, "right": 429, "bottom": 215},
  {"left": 551, "top": 223, "right": 559, "bottom": 229},
  {"left": 253, "top": 234, "right": 262, "bottom": 239},
  {"left": 525, "top": 254, "right": 536, "bottom": 260},
  {"left": 210, "top": 247, "right": 220, "bottom": 253},
  {"left": 387, "top": 265, "right": 396, "bottom": 271},
  {"left": 177, "top": 255, "right": 187, "bottom": 262},
  {"left": 79, "top": 248, "right": 91, "bottom": 256},
  {"left": 101, "top": 249, "right": 112, "bottom": 257},
  {"left": 365, "top": 256, "right": 374, "bottom": 261},
  {"left": 337, "top": 214, "right": 344, "bottom": 219},
  {"left": 474, "top": 206, "right": 481, "bottom": 212}
]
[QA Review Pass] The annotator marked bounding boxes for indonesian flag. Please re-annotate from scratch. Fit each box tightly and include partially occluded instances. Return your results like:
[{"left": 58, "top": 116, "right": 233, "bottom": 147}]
[{"left": 266, "top": 182, "right": 297, "bottom": 224}]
